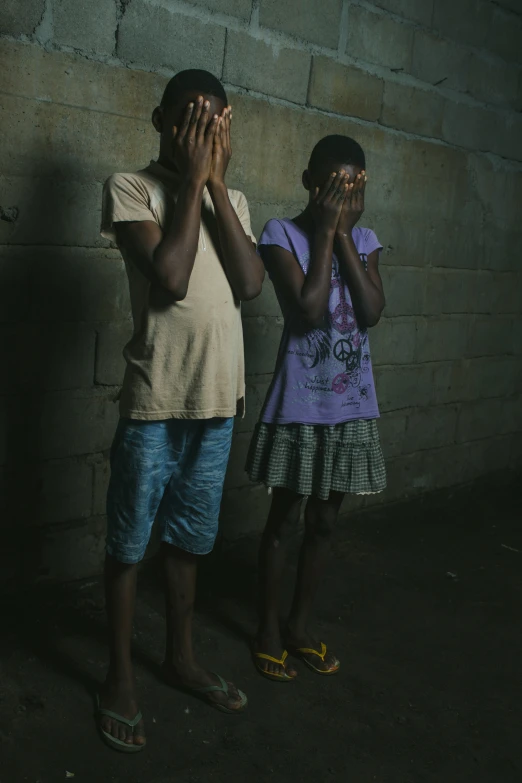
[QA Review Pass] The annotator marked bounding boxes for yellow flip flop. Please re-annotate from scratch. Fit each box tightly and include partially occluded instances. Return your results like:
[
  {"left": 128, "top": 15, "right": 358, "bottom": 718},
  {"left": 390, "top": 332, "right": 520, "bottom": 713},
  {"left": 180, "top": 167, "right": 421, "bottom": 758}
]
[
  {"left": 253, "top": 649, "right": 296, "bottom": 682},
  {"left": 290, "top": 642, "right": 340, "bottom": 676}
]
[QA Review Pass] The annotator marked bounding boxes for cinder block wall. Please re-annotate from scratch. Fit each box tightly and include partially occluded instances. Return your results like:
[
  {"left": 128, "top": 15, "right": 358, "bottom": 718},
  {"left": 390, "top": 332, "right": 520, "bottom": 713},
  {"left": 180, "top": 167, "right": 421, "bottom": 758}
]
[{"left": 1, "top": 0, "right": 521, "bottom": 584}]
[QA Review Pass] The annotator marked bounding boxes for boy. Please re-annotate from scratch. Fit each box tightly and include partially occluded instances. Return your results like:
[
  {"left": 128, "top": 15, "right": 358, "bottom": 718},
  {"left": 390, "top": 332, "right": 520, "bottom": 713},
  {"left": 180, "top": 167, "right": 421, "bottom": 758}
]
[{"left": 98, "top": 69, "right": 264, "bottom": 751}]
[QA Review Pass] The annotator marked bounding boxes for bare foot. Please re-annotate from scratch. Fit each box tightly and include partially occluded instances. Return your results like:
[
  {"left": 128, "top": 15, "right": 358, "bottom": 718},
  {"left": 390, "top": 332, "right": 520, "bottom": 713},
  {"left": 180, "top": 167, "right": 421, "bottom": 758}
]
[
  {"left": 285, "top": 629, "right": 340, "bottom": 673},
  {"left": 98, "top": 678, "right": 146, "bottom": 748},
  {"left": 162, "top": 662, "right": 247, "bottom": 712},
  {"left": 254, "top": 630, "right": 298, "bottom": 679}
]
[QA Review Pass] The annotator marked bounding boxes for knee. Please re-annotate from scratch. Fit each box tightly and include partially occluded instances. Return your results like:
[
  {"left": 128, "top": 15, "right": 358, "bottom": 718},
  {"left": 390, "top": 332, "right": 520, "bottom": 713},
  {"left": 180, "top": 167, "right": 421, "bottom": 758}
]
[
  {"left": 265, "top": 497, "right": 303, "bottom": 544},
  {"left": 305, "top": 505, "right": 337, "bottom": 540}
]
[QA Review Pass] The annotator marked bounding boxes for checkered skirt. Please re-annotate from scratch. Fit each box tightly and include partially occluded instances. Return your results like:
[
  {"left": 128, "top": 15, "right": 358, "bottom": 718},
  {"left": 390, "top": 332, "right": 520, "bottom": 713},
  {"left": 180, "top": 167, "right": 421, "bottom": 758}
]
[{"left": 245, "top": 419, "right": 387, "bottom": 500}]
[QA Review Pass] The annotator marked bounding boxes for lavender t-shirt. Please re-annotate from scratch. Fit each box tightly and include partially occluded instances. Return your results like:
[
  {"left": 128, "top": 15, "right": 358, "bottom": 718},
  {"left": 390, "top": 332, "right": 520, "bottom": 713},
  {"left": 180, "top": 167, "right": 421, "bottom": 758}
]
[{"left": 259, "top": 218, "right": 382, "bottom": 426}]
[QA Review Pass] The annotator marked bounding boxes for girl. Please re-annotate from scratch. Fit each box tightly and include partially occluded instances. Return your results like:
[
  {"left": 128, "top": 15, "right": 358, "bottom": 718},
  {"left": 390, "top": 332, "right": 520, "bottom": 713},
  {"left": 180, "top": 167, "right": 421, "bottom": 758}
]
[{"left": 246, "top": 135, "right": 386, "bottom": 681}]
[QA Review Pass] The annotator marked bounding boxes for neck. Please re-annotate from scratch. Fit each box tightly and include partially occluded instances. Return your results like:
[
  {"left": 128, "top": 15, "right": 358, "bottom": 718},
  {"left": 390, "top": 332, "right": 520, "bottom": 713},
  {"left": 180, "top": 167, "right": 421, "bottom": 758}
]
[{"left": 157, "top": 153, "right": 179, "bottom": 174}]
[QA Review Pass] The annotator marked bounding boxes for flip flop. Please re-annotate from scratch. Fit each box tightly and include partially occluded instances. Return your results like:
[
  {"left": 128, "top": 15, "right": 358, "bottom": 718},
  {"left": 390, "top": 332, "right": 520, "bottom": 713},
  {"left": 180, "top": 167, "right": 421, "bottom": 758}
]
[
  {"left": 253, "top": 649, "right": 297, "bottom": 682},
  {"left": 289, "top": 642, "right": 340, "bottom": 676},
  {"left": 96, "top": 694, "right": 146, "bottom": 753},
  {"left": 186, "top": 674, "right": 248, "bottom": 714}
]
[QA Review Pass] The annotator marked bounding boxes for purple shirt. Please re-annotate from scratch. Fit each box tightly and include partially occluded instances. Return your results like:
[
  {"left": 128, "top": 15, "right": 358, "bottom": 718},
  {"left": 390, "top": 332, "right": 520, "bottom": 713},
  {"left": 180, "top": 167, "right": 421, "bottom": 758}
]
[{"left": 259, "top": 218, "right": 382, "bottom": 425}]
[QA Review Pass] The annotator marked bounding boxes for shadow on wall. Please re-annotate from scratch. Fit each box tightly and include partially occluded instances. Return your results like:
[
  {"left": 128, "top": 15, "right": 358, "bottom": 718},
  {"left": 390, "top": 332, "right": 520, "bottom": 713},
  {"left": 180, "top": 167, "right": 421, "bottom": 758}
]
[{"left": 1, "top": 142, "right": 121, "bottom": 590}]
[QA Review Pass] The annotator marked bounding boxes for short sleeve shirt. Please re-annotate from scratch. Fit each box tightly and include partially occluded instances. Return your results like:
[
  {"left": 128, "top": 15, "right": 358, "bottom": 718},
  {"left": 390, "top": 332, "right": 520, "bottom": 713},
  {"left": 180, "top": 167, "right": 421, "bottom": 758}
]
[
  {"left": 101, "top": 161, "right": 256, "bottom": 420},
  {"left": 258, "top": 218, "right": 382, "bottom": 425}
]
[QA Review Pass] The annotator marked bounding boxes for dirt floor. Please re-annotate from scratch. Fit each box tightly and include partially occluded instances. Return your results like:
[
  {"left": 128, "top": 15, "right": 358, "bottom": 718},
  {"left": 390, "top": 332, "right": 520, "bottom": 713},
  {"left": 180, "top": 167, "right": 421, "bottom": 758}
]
[{"left": 1, "top": 481, "right": 521, "bottom": 783}]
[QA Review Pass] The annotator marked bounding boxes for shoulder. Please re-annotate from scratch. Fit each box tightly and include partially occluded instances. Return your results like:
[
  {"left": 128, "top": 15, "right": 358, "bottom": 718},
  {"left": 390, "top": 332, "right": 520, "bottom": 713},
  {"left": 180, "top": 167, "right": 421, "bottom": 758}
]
[
  {"left": 259, "top": 218, "right": 288, "bottom": 244},
  {"left": 104, "top": 170, "right": 159, "bottom": 197},
  {"left": 352, "top": 226, "right": 383, "bottom": 255}
]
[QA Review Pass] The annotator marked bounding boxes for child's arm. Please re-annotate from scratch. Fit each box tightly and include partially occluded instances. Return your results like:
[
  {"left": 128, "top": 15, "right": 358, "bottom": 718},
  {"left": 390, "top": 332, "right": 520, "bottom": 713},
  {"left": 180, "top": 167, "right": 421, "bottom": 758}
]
[
  {"left": 207, "top": 108, "right": 264, "bottom": 301},
  {"left": 264, "top": 172, "right": 349, "bottom": 328},
  {"left": 115, "top": 99, "right": 219, "bottom": 300},
  {"left": 335, "top": 173, "right": 385, "bottom": 328}
]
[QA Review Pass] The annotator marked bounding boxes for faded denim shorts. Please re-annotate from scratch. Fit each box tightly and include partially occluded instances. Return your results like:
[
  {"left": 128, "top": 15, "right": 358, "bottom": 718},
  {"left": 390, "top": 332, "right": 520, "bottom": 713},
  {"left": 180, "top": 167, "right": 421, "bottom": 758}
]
[{"left": 106, "top": 417, "right": 234, "bottom": 563}]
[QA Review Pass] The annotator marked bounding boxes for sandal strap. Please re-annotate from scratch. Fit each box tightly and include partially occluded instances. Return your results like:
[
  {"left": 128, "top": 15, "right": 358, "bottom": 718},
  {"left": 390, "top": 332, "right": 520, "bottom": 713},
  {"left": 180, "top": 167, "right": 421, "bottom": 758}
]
[
  {"left": 98, "top": 707, "right": 143, "bottom": 729},
  {"left": 192, "top": 673, "right": 229, "bottom": 695},
  {"left": 295, "top": 642, "right": 327, "bottom": 661},
  {"left": 254, "top": 650, "right": 289, "bottom": 667}
]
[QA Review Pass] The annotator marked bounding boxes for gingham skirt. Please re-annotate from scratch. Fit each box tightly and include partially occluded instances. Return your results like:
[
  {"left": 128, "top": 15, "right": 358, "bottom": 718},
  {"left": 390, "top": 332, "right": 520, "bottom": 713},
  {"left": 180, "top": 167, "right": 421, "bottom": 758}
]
[{"left": 245, "top": 419, "right": 387, "bottom": 500}]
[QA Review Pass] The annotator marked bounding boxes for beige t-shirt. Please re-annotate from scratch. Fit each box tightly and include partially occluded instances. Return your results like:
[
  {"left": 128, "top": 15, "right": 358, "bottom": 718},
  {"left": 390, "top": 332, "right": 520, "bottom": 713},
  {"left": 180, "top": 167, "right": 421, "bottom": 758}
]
[{"left": 101, "top": 161, "right": 256, "bottom": 420}]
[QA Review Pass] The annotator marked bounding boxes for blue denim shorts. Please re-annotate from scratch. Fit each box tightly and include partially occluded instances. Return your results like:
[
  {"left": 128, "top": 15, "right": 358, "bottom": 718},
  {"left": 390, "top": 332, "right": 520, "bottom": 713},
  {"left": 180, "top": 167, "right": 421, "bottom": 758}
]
[{"left": 106, "top": 417, "right": 234, "bottom": 563}]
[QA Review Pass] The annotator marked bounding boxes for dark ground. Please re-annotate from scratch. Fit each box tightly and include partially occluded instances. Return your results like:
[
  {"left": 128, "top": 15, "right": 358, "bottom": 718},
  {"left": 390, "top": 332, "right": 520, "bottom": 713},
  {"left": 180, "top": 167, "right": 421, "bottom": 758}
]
[{"left": 1, "top": 482, "right": 521, "bottom": 783}]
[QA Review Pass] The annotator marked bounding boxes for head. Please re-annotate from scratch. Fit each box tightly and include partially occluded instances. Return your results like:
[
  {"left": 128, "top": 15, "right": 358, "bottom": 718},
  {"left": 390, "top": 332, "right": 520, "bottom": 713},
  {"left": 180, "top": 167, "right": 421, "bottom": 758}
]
[
  {"left": 152, "top": 69, "right": 228, "bottom": 159},
  {"left": 304, "top": 135, "right": 366, "bottom": 197}
]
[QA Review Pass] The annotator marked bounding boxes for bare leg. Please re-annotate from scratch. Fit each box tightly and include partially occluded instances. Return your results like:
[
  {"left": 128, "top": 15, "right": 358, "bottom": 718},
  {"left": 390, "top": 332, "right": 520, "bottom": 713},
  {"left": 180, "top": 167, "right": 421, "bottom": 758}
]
[
  {"left": 99, "top": 554, "right": 146, "bottom": 746},
  {"left": 161, "top": 543, "right": 245, "bottom": 710},
  {"left": 285, "top": 492, "right": 344, "bottom": 672},
  {"left": 255, "top": 488, "right": 303, "bottom": 678}
]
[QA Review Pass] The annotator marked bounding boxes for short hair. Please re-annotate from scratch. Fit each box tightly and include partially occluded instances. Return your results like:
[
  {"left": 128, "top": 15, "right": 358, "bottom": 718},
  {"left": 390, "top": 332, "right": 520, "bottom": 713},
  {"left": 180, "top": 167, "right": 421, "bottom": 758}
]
[
  {"left": 309, "top": 135, "right": 366, "bottom": 173},
  {"left": 160, "top": 69, "right": 228, "bottom": 108}
]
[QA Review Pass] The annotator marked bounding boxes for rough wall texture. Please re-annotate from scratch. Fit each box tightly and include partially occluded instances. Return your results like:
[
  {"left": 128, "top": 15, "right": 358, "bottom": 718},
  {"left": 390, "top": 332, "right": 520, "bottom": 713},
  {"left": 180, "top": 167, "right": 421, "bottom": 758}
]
[{"left": 1, "top": 0, "right": 521, "bottom": 585}]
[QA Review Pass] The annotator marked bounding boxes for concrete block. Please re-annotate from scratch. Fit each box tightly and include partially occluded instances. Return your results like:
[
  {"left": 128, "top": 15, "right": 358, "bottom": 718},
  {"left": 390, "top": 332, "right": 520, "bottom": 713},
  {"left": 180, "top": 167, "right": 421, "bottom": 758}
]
[
  {"left": 374, "top": 364, "right": 432, "bottom": 412},
  {"left": 1, "top": 175, "right": 106, "bottom": 248},
  {"left": 95, "top": 321, "right": 133, "bottom": 386},
  {"left": 235, "top": 375, "right": 272, "bottom": 434},
  {"left": 512, "top": 318, "right": 522, "bottom": 355},
  {"left": 36, "top": 390, "right": 120, "bottom": 460},
  {"left": 466, "top": 317, "right": 513, "bottom": 358},
  {"left": 308, "top": 57, "right": 383, "bottom": 122},
  {"left": 467, "top": 156, "right": 522, "bottom": 233},
  {"left": 481, "top": 226, "right": 522, "bottom": 272},
  {"left": 220, "top": 484, "right": 271, "bottom": 540},
  {"left": 491, "top": 113, "right": 522, "bottom": 162},
  {"left": 346, "top": 5, "right": 414, "bottom": 71},
  {"left": 487, "top": 7, "right": 522, "bottom": 65},
  {"left": 460, "top": 357, "right": 521, "bottom": 401},
  {"left": 0, "top": 0, "right": 45, "bottom": 36},
  {"left": 475, "top": 272, "right": 521, "bottom": 315},
  {"left": 183, "top": 0, "right": 252, "bottom": 19},
  {"left": 380, "top": 267, "right": 425, "bottom": 317},
  {"left": 405, "top": 406, "right": 458, "bottom": 452},
  {"left": 224, "top": 31, "right": 310, "bottom": 104},
  {"left": 372, "top": 217, "right": 426, "bottom": 268},
  {"left": 242, "top": 278, "right": 281, "bottom": 318},
  {"left": 93, "top": 457, "right": 110, "bottom": 516},
  {"left": 370, "top": 318, "right": 418, "bottom": 366},
  {"left": 432, "top": 0, "right": 492, "bottom": 48},
  {"left": 370, "top": 0, "right": 433, "bottom": 25},
  {"left": 36, "top": 516, "right": 106, "bottom": 582},
  {"left": 415, "top": 317, "right": 470, "bottom": 363},
  {"left": 53, "top": 0, "right": 117, "bottom": 56},
  {"left": 424, "top": 269, "right": 476, "bottom": 315},
  {"left": 259, "top": 0, "right": 343, "bottom": 48},
  {"left": 410, "top": 32, "right": 470, "bottom": 92},
  {"left": 377, "top": 410, "right": 407, "bottom": 458},
  {"left": 117, "top": 0, "right": 226, "bottom": 73},
  {"left": 430, "top": 361, "right": 467, "bottom": 405},
  {"left": 39, "top": 458, "right": 93, "bottom": 525},
  {"left": 500, "top": 396, "right": 522, "bottom": 434},
  {"left": 380, "top": 81, "right": 444, "bottom": 139},
  {"left": 0, "top": 93, "right": 157, "bottom": 181},
  {"left": 243, "top": 316, "right": 284, "bottom": 375},
  {"left": 0, "top": 323, "right": 96, "bottom": 393},
  {"left": 7, "top": 248, "right": 131, "bottom": 323},
  {"left": 225, "top": 432, "right": 252, "bottom": 489},
  {"left": 423, "top": 218, "right": 481, "bottom": 270},
  {"left": 468, "top": 54, "right": 520, "bottom": 108},
  {"left": 0, "top": 39, "right": 166, "bottom": 121},
  {"left": 0, "top": 253, "right": 30, "bottom": 323},
  {"left": 456, "top": 400, "right": 504, "bottom": 442}
]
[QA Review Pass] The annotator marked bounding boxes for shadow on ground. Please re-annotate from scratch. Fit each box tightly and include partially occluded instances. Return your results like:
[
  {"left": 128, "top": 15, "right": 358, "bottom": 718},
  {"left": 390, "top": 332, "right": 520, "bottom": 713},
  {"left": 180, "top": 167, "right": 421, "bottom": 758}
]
[{"left": 1, "top": 480, "right": 521, "bottom": 783}]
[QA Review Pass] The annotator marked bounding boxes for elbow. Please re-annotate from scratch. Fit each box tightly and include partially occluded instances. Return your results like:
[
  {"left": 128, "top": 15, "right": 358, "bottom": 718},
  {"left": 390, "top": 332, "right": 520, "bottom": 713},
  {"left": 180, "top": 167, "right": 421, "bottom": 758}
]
[
  {"left": 363, "top": 313, "right": 382, "bottom": 328},
  {"left": 238, "top": 280, "right": 263, "bottom": 301},
  {"left": 160, "top": 276, "right": 189, "bottom": 301}
]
